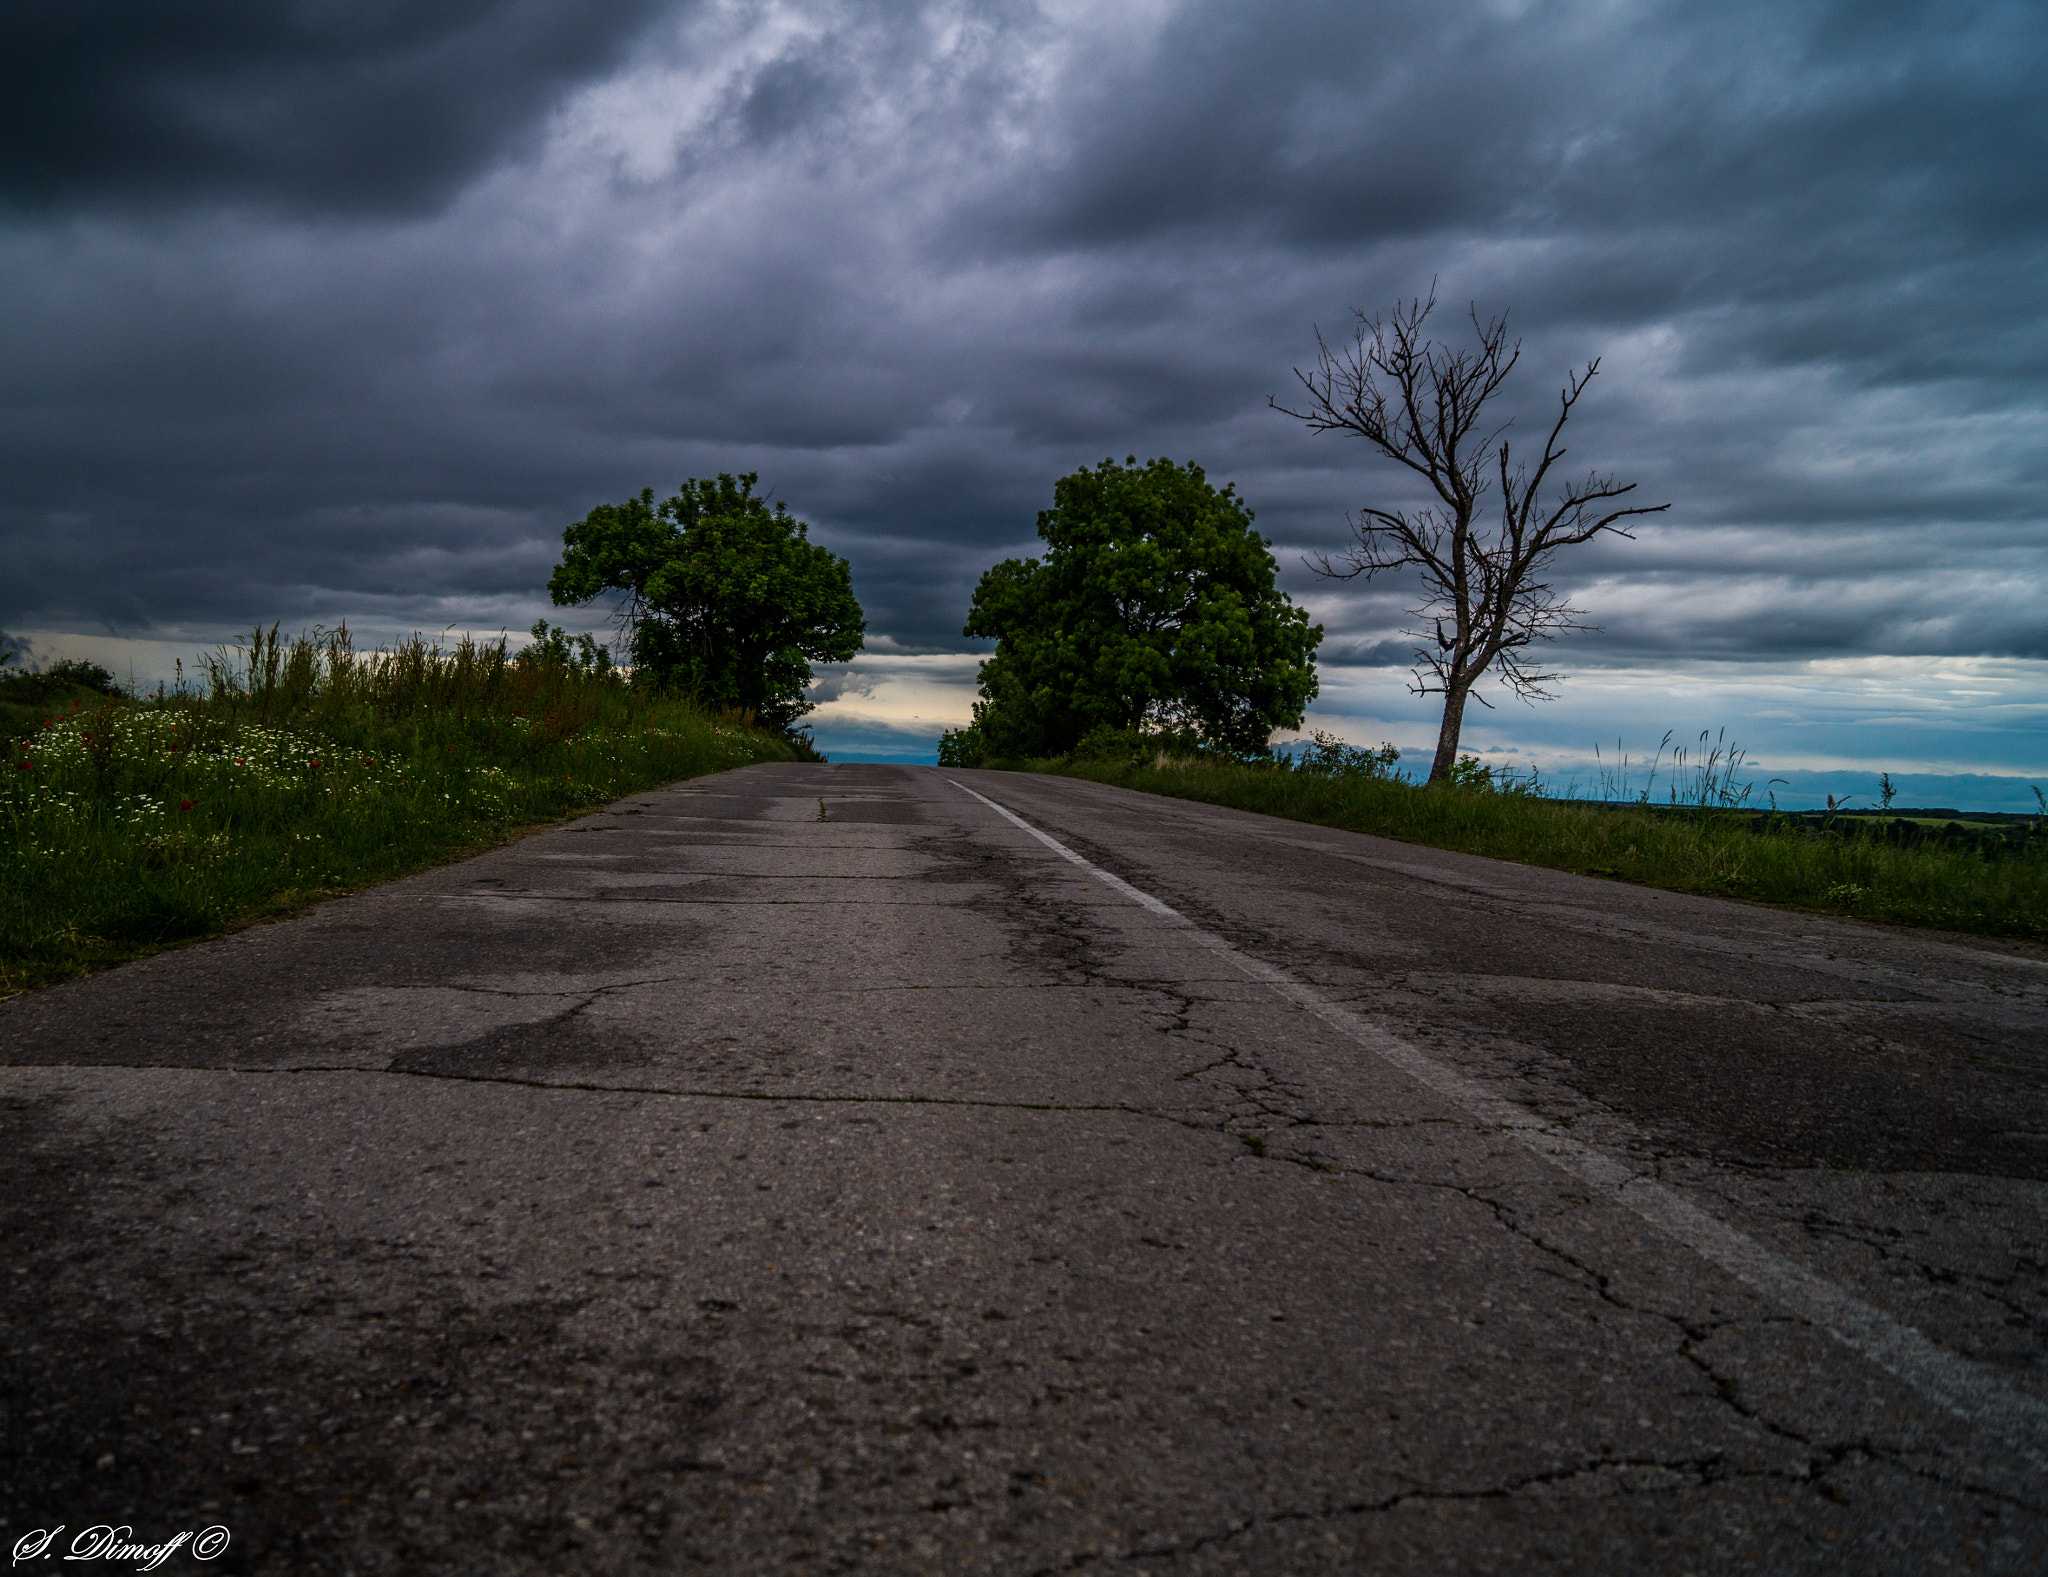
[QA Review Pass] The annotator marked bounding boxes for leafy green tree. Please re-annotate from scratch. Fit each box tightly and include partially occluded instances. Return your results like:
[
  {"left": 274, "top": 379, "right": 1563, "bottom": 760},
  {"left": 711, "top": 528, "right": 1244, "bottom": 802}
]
[
  {"left": 518, "top": 621, "right": 615, "bottom": 675},
  {"left": 548, "top": 473, "right": 864, "bottom": 729},
  {"left": 963, "top": 457, "right": 1321, "bottom": 758}
]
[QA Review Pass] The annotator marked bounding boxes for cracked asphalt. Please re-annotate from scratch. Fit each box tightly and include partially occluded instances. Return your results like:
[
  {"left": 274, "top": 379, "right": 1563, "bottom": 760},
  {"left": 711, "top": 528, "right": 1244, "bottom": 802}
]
[{"left": 3, "top": 761, "right": 2045, "bottom": 1574}]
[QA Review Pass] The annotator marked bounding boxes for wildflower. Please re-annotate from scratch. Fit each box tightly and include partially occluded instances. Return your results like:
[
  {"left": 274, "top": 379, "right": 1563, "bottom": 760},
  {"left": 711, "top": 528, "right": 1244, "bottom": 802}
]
[
  {"left": 309, "top": 759, "right": 321, "bottom": 768},
  {"left": 16, "top": 760, "right": 31, "bottom": 771},
  {"left": 180, "top": 799, "right": 196, "bottom": 812}
]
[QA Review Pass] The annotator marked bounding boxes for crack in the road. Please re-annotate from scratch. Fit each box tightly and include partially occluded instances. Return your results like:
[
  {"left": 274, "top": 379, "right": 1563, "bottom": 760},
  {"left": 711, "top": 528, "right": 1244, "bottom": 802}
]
[
  {"left": 1402, "top": 1182, "right": 2048, "bottom": 1518},
  {"left": 1088, "top": 1451, "right": 1861, "bottom": 1569},
  {"left": 1790, "top": 1212, "right": 2044, "bottom": 1331}
]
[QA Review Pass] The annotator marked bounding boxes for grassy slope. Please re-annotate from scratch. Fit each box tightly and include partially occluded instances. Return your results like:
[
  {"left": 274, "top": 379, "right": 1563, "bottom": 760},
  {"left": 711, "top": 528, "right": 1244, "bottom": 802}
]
[
  {"left": 1021, "top": 757, "right": 2048, "bottom": 943},
  {"left": 2, "top": 636, "right": 803, "bottom": 998}
]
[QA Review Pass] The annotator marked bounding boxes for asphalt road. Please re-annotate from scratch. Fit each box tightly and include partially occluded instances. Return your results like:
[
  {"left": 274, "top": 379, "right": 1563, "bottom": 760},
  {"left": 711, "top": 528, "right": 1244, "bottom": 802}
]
[{"left": 3, "top": 761, "right": 2045, "bottom": 1574}]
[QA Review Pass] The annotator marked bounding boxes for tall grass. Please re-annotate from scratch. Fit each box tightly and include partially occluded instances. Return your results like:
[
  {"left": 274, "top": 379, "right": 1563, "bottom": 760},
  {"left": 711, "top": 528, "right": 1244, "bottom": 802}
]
[
  {"left": 2, "top": 625, "right": 805, "bottom": 997},
  {"left": 1579, "top": 727, "right": 1763, "bottom": 808},
  {"left": 1027, "top": 753, "right": 2048, "bottom": 942}
]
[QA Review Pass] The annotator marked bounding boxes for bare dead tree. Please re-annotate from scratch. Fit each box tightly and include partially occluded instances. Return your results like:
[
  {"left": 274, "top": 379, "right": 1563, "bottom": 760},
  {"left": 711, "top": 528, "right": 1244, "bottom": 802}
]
[{"left": 1272, "top": 291, "right": 1669, "bottom": 785}]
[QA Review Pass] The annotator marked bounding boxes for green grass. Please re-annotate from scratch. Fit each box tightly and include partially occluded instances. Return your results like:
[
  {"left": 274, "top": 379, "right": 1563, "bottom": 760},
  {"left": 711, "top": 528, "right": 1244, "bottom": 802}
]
[
  {"left": 2, "top": 626, "right": 807, "bottom": 998},
  {"left": 1016, "top": 755, "right": 2048, "bottom": 942}
]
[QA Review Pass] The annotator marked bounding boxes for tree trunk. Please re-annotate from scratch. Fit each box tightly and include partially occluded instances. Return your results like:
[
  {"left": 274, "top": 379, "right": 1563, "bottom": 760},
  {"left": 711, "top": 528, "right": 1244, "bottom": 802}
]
[{"left": 1426, "top": 683, "right": 1470, "bottom": 785}]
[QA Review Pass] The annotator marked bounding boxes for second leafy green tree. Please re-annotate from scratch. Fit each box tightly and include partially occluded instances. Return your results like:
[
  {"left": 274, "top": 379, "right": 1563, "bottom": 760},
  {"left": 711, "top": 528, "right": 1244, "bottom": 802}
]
[
  {"left": 548, "top": 473, "right": 863, "bottom": 731},
  {"left": 961, "top": 457, "right": 1321, "bottom": 760}
]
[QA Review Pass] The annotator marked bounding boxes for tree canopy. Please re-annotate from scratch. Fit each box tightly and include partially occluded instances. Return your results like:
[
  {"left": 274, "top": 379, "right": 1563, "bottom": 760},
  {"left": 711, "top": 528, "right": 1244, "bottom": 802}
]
[
  {"left": 548, "top": 474, "right": 863, "bottom": 730},
  {"left": 961, "top": 457, "right": 1321, "bottom": 758}
]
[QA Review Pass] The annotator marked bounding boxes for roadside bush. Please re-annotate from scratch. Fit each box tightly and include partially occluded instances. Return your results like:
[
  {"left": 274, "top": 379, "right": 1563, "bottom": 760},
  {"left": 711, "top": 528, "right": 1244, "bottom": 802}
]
[
  {"left": 0, "top": 658, "right": 125, "bottom": 739},
  {"left": 1291, "top": 731, "right": 1401, "bottom": 780},
  {"left": 937, "top": 723, "right": 986, "bottom": 768}
]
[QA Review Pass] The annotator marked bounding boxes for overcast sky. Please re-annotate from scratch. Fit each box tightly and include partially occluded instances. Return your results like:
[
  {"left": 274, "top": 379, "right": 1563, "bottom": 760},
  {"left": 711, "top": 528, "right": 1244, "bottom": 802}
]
[{"left": 4, "top": 0, "right": 2044, "bottom": 798}]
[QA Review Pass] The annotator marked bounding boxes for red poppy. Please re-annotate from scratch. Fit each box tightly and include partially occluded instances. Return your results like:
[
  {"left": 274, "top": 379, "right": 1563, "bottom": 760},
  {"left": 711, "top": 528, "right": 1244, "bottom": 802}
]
[
  {"left": 16, "top": 760, "right": 32, "bottom": 771},
  {"left": 179, "top": 799, "right": 195, "bottom": 812},
  {"left": 308, "top": 759, "right": 321, "bottom": 768}
]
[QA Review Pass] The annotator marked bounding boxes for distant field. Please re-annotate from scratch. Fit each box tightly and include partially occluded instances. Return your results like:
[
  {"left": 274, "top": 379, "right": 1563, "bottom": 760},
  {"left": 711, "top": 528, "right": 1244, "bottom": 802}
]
[
  {"left": 1, "top": 631, "right": 805, "bottom": 998},
  {"left": 1021, "top": 756, "right": 2048, "bottom": 943},
  {"left": 1782, "top": 809, "right": 2036, "bottom": 829}
]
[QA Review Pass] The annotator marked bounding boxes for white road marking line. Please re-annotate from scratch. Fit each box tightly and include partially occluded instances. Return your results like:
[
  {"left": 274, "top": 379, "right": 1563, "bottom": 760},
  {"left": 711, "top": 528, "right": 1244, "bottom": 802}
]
[{"left": 950, "top": 778, "right": 2048, "bottom": 1456}]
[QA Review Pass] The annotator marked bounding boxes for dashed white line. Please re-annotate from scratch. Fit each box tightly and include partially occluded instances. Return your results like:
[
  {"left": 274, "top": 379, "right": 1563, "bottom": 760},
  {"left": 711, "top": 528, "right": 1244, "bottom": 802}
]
[{"left": 951, "top": 777, "right": 2048, "bottom": 1458}]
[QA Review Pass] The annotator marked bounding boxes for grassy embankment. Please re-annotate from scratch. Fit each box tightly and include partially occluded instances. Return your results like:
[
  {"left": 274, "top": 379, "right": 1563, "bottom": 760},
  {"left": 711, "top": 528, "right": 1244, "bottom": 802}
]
[
  {"left": 1, "top": 627, "right": 807, "bottom": 998},
  {"left": 1017, "top": 749, "right": 2048, "bottom": 943}
]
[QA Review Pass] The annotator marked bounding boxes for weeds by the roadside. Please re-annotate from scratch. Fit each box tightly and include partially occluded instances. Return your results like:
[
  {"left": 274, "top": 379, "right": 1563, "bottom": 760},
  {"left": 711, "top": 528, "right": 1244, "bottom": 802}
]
[
  {"left": 1, "top": 624, "right": 805, "bottom": 997},
  {"left": 1020, "top": 753, "right": 2047, "bottom": 942}
]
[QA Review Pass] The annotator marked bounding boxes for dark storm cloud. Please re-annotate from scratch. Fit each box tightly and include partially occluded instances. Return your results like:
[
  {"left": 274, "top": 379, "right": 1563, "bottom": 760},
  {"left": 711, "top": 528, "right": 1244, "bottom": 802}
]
[
  {"left": 0, "top": 0, "right": 2044, "bottom": 704},
  {"left": 983, "top": 0, "right": 1564, "bottom": 249},
  {"left": 0, "top": 0, "right": 679, "bottom": 213},
  {"left": 995, "top": 0, "right": 2047, "bottom": 264}
]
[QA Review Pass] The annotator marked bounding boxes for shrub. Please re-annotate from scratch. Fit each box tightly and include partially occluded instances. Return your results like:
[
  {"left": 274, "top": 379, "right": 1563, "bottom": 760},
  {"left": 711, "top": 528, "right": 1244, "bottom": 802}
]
[
  {"left": 936, "top": 724, "right": 987, "bottom": 768},
  {"left": 1291, "top": 731, "right": 1401, "bottom": 780}
]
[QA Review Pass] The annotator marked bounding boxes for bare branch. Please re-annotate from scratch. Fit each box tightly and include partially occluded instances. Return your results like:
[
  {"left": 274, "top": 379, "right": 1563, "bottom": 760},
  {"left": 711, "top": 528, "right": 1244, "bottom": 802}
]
[{"left": 1274, "top": 298, "right": 1668, "bottom": 784}]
